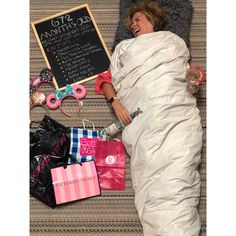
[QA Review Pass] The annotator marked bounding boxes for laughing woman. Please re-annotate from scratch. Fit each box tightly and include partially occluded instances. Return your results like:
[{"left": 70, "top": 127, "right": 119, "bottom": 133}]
[{"left": 95, "top": 1, "right": 202, "bottom": 235}]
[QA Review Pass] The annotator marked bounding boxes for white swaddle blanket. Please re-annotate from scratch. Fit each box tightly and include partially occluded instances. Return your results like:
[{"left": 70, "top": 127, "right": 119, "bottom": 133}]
[{"left": 110, "top": 31, "right": 202, "bottom": 236}]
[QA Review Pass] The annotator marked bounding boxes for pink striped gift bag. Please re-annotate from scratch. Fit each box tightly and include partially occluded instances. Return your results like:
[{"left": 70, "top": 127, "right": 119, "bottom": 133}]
[{"left": 50, "top": 161, "right": 101, "bottom": 205}]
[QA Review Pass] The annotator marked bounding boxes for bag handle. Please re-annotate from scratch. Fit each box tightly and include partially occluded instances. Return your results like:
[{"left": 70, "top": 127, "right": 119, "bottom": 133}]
[{"left": 82, "top": 119, "right": 96, "bottom": 131}]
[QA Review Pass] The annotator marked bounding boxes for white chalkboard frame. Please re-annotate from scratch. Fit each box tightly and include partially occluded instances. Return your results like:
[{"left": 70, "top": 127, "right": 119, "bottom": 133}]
[{"left": 31, "top": 4, "right": 111, "bottom": 91}]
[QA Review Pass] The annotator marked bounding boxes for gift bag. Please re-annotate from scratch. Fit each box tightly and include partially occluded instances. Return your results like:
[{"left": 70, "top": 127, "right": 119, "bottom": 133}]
[
  {"left": 51, "top": 161, "right": 101, "bottom": 205},
  {"left": 69, "top": 119, "right": 99, "bottom": 164},
  {"left": 30, "top": 154, "right": 67, "bottom": 208},
  {"left": 30, "top": 115, "right": 71, "bottom": 160},
  {"left": 95, "top": 140, "right": 126, "bottom": 190},
  {"left": 30, "top": 115, "right": 72, "bottom": 207}
]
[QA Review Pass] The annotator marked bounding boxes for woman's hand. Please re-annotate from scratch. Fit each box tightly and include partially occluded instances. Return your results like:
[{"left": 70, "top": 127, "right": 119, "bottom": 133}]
[
  {"left": 112, "top": 99, "right": 132, "bottom": 126},
  {"left": 186, "top": 65, "right": 206, "bottom": 94},
  {"left": 101, "top": 81, "right": 132, "bottom": 125}
]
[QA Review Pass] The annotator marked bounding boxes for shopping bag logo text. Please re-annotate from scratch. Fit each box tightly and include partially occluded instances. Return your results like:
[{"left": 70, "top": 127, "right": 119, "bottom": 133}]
[{"left": 80, "top": 138, "right": 99, "bottom": 156}]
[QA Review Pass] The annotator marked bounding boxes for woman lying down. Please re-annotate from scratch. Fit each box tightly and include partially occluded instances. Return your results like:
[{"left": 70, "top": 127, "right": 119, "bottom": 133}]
[{"left": 95, "top": 1, "right": 203, "bottom": 235}]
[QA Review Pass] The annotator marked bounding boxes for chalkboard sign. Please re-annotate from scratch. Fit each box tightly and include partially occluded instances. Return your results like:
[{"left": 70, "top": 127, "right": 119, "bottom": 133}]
[{"left": 31, "top": 4, "right": 110, "bottom": 90}]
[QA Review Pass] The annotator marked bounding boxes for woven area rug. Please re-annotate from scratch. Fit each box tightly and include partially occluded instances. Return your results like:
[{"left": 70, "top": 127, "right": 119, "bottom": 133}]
[{"left": 30, "top": 0, "right": 206, "bottom": 235}]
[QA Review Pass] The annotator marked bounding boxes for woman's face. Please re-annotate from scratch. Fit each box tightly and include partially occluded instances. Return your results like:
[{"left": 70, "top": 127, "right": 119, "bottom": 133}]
[{"left": 130, "top": 11, "right": 154, "bottom": 37}]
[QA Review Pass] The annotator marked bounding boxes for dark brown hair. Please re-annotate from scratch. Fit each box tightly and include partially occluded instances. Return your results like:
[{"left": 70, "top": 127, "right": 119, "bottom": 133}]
[{"left": 124, "top": 1, "right": 167, "bottom": 32}]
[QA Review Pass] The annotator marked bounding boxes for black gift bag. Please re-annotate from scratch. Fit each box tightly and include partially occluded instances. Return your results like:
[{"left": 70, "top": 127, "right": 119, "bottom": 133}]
[
  {"left": 30, "top": 154, "right": 67, "bottom": 208},
  {"left": 30, "top": 115, "right": 71, "bottom": 159},
  {"left": 30, "top": 115, "right": 71, "bottom": 207}
]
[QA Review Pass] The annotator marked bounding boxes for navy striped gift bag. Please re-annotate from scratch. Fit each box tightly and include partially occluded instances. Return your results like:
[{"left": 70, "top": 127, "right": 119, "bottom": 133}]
[{"left": 68, "top": 119, "right": 99, "bottom": 164}]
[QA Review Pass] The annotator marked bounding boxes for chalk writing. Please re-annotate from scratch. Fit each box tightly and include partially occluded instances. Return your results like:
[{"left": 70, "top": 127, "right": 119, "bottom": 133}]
[{"left": 32, "top": 4, "right": 110, "bottom": 89}]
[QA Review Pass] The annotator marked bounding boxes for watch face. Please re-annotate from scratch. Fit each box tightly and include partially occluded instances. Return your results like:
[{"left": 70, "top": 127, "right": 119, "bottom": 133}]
[
  {"left": 109, "top": 97, "right": 114, "bottom": 103},
  {"left": 109, "top": 96, "right": 118, "bottom": 104}
]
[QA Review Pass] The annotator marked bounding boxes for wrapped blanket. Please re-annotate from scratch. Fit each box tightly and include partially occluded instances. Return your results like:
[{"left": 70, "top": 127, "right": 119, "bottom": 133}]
[{"left": 110, "top": 31, "right": 202, "bottom": 236}]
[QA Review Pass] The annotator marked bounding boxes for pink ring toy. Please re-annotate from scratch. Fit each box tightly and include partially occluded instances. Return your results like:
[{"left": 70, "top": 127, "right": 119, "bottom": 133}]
[
  {"left": 46, "top": 93, "right": 60, "bottom": 109},
  {"left": 72, "top": 84, "right": 87, "bottom": 99}
]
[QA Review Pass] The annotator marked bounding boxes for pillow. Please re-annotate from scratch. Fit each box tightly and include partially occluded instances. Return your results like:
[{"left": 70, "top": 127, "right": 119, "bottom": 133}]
[{"left": 112, "top": 0, "right": 193, "bottom": 51}]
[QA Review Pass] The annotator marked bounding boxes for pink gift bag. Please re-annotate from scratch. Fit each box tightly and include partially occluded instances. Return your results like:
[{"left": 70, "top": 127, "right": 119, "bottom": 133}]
[
  {"left": 51, "top": 161, "right": 100, "bottom": 205},
  {"left": 95, "top": 140, "right": 126, "bottom": 190}
]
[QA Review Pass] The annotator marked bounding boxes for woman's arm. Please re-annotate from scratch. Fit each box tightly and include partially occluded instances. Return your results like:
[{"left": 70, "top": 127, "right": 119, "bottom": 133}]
[{"left": 102, "top": 82, "right": 132, "bottom": 125}]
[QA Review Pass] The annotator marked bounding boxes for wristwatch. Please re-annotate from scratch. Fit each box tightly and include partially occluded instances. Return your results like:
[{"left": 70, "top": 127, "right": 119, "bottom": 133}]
[{"left": 109, "top": 96, "right": 119, "bottom": 104}]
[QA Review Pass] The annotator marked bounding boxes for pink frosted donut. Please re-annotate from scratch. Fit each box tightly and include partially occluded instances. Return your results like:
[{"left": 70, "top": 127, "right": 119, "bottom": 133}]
[
  {"left": 73, "top": 84, "right": 86, "bottom": 99},
  {"left": 46, "top": 93, "right": 60, "bottom": 109}
]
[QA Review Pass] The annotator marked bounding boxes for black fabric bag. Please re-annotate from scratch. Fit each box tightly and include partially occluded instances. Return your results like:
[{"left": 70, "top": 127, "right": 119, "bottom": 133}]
[
  {"left": 30, "top": 115, "right": 71, "bottom": 159},
  {"left": 30, "top": 154, "right": 67, "bottom": 208},
  {"left": 30, "top": 115, "right": 71, "bottom": 207}
]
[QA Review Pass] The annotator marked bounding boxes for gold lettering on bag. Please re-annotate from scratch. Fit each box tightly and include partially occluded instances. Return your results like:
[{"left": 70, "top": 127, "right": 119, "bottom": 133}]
[{"left": 54, "top": 175, "right": 96, "bottom": 187}]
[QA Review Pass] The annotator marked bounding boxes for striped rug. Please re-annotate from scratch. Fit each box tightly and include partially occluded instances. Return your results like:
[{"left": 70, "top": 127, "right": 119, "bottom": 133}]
[{"left": 30, "top": 0, "right": 206, "bottom": 235}]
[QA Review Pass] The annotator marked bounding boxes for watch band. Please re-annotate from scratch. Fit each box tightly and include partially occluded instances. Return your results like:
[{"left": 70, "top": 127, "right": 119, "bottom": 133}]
[{"left": 109, "top": 96, "right": 118, "bottom": 104}]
